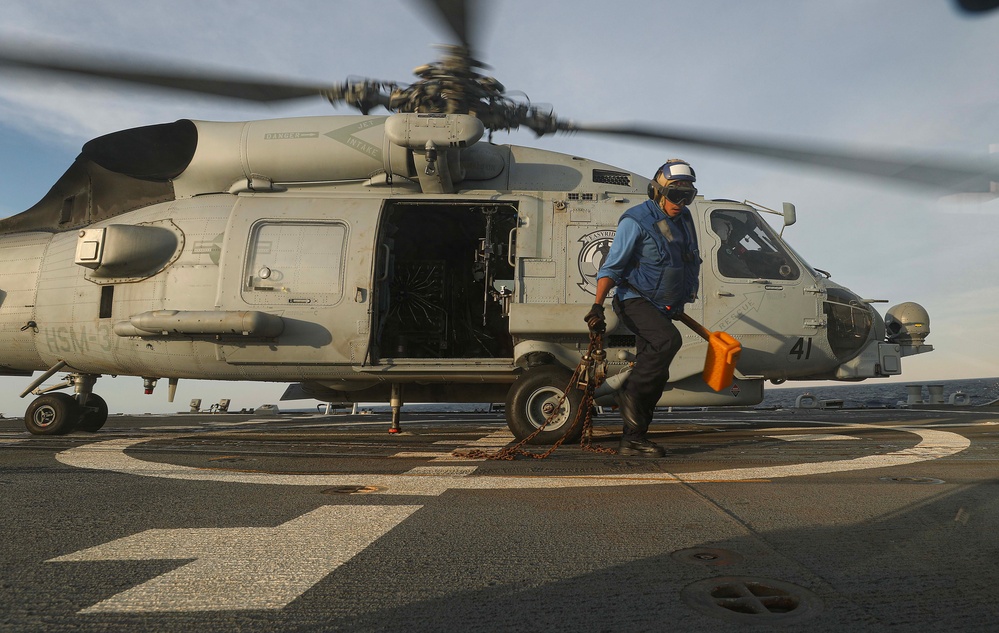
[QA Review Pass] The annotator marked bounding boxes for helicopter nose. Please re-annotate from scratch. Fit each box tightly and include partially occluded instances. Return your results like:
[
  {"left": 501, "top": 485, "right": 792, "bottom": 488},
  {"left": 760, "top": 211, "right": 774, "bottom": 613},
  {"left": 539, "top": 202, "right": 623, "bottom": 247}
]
[{"left": 824, "top": 287, "right": 875, "bottom": 362}]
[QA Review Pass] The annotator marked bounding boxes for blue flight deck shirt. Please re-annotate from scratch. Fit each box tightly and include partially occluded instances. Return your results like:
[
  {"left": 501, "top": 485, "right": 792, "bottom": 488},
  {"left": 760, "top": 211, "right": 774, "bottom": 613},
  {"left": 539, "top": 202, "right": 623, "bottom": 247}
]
[{"left": 596, "top": 200, "right": 700, "bottom": 316}]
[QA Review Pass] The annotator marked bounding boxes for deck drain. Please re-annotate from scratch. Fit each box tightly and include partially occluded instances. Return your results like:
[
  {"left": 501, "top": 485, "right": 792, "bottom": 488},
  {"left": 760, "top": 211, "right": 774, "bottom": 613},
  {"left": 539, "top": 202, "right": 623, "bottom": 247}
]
[
  {"left": 320, "top": 485, "right": 380, "bottom": 495},
  {"left": 879, "top": 476, "right": 945, "bottom": 485},
  {"left": 671, "top": 547, "right": 743, "bottom": 566},
  {"left": 681, "top": 576, "right": 821, "bottom": 624}
]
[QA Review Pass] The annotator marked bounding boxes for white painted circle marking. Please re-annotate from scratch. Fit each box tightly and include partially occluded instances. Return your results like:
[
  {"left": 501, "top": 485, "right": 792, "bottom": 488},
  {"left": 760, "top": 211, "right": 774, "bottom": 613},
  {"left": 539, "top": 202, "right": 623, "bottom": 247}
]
[{"left": 55, "top": 422, "right": 970, "bottom": 496}]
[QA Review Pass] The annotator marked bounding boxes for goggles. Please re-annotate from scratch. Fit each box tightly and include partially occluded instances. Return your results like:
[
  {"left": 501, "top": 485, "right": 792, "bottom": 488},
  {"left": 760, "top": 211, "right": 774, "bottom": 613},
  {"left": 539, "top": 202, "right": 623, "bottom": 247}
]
[{"left": 663, "top": 183, "right": 697, "bottom": 206}]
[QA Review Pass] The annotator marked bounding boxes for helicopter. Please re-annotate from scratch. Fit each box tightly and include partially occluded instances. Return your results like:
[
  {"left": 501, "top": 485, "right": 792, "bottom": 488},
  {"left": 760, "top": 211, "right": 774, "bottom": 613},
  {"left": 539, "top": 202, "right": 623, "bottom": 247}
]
[{"left": 0, "top": 1, "right": 993, "bottom": 443}]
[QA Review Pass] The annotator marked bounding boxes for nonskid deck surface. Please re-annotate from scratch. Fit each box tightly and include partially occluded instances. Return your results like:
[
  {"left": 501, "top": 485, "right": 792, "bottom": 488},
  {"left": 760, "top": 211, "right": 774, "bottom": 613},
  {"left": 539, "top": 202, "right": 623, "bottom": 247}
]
[{"left": 2, "top": 407, "right": 997, "bottom": 631}]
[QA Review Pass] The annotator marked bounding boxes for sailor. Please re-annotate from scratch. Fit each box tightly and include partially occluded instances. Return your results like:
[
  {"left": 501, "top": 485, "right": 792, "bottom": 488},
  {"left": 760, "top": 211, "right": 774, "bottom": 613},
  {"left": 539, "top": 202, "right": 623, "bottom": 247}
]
[{"left": 584, "top": 159, "right": 701, "bottom": 457}]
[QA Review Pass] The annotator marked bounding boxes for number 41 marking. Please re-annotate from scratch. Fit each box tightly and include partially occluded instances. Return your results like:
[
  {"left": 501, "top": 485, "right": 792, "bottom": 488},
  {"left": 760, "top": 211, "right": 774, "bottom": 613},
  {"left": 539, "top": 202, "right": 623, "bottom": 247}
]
[{"left": 790, "top": 337, "right": 813, "bottom": 360}]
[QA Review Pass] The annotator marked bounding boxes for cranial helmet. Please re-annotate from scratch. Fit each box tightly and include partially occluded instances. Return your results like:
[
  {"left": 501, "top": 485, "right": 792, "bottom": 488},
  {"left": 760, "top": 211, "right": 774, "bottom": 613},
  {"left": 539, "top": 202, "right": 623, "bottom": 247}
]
[
  {"left": 648, "top": 159, "right": 697, "bottom": 205},
  {"left": 657, "top": 159, "right": 696, "bottom": 184}
]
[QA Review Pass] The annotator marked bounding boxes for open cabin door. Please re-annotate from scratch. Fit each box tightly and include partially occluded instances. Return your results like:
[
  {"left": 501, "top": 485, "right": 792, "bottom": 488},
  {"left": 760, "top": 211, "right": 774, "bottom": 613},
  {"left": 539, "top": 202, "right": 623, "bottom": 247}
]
[
  {"left": 371, "top": 200, "right": 518, "bottom": 362},
  {"left": 217, "top": 196, "right": 379, "bottom": 366}
]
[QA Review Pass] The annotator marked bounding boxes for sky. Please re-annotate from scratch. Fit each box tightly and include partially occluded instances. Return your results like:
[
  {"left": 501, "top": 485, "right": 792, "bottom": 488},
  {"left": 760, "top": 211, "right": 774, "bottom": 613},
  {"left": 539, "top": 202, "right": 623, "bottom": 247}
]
[{"left": 0, "top": 0, "right": 997, "bottom": 415}]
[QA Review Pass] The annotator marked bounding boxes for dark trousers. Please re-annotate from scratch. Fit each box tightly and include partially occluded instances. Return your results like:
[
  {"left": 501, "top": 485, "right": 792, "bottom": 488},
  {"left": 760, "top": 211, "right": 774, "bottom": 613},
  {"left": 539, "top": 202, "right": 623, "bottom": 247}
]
[{"left": 614, "top": 297, "right": 682, "bottom": 439}]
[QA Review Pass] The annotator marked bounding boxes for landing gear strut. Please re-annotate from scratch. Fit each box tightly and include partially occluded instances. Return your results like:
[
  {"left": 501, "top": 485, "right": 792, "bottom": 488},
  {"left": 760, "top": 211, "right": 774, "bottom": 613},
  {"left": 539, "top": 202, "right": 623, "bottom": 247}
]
[
  {"left": 389, "top": 383, "right": 403, "bottom": 434},
  {"left": 22, "top": 368, "right": 108, "bottom": 435}
]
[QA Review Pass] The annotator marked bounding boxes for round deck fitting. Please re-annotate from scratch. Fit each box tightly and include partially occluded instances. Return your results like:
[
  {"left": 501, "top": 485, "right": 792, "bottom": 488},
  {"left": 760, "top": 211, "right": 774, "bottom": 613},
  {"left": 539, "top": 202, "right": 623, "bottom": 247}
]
[
  {"left": 670, "top": 547, "right": 743, "bottom": 566},
  {"left": 681, "top": 576, "right": 821, "bottom": 624}
]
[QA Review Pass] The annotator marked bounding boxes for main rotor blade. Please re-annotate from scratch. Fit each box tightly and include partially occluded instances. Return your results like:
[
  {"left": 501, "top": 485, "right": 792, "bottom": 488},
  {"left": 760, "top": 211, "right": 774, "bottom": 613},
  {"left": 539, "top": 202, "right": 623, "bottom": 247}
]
[
  {"left": 567, "top": 122, "right": 998, "bottom": 193},
  {"left": 955, "top": 0, "right": 999, "bottom": 12},
  {"left": 420, "top": 0, "right": 476, "bottom": 49},
  {"left": 0, "top": 45, "right": 329, "bottom": 102}
]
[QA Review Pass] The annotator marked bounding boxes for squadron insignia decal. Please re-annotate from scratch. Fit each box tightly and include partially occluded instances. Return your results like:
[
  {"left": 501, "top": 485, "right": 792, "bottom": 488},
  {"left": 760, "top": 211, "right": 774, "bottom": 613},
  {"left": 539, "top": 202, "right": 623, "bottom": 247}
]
[{"left": 577, "top": 229, "right": 616, "bottom": 295}]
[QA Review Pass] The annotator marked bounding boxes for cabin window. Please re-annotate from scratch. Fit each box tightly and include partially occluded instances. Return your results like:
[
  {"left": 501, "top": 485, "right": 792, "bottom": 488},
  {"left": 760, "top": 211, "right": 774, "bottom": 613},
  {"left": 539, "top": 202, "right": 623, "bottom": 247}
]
[
  {"left": 710, "top": 209, "right": 800, "bottom": 281},
  {"left": 242, "top": 221, "right": 347, "bottom": 306}
]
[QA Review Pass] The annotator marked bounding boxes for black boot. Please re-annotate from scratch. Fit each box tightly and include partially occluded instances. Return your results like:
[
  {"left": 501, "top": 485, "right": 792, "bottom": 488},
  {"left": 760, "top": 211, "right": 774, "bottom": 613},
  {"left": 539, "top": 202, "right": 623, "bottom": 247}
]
[
  {"left": 615, "top": 391, "right": 665, "bottom": 457},
  {"left": 615, "top": 390, "right": 647, "bottom": 437},
  {"left": 618, "top": 437, "right": 666, "bottom": 458}
]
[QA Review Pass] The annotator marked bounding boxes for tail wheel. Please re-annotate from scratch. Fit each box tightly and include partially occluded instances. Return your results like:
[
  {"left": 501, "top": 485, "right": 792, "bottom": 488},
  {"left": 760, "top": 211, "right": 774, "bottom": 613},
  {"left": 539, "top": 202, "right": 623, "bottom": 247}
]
[
  {"left": 78, "top": 393, "right": 109, "bottom": 432},
  {"left": 24, "top": 393, "right": 80, "bottom": 435},
  {"left": 505, "top": 365, "right": 584, "bottom": 445}
]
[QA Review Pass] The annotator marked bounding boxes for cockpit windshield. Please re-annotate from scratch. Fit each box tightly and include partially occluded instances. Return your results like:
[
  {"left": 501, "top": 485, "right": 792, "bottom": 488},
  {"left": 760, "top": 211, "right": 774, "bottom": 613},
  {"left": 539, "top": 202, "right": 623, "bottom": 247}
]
[
  {"left": 781, "top": 240, "right": 819, "bottom": 278},
  {"left": 710, "top": 208, "right": 801, "bottom": 281}
]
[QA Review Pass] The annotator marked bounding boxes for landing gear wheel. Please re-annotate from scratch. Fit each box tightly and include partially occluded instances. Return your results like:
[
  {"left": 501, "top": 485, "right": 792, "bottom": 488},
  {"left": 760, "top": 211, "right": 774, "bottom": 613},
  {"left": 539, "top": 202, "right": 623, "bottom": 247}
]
[
  {"left": 78, "top": 393, "right": 109, "bottom": 432},
  {"left": 24, "top": 393, "right": 80, "bottom": 435},
  {"left": 505, "top": 365, "right": 584, "bottom": 445}
]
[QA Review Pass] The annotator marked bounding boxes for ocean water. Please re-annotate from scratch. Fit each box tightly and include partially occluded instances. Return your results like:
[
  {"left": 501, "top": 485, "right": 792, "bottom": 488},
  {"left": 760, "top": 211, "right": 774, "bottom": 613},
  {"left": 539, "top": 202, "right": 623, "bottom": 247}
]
[{"left": 761, "top": 376, "right": 999, "bottom": 409}]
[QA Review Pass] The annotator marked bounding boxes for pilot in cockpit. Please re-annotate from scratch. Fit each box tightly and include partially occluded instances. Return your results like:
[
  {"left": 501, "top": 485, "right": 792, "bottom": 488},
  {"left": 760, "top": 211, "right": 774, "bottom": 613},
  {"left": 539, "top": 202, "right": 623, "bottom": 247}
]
[{"left": 711, "top": 213, "right": 754, "bottom": 279}]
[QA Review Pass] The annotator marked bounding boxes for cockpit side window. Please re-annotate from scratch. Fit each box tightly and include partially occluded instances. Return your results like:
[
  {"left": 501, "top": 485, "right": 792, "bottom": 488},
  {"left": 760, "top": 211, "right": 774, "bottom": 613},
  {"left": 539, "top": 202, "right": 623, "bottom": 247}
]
[{"left": 710, "top": 209, "right": 800, "bottom": 281}]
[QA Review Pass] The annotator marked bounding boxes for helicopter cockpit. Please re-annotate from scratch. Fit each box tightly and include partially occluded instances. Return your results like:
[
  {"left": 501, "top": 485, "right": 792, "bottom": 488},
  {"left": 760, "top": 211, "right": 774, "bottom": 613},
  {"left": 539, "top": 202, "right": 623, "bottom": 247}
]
[
  {"left": 706, "top": 204, "right": 882, "bottom": 374},
  {"left": 710, "top": 208, "right": 800, "bottom": 281}
]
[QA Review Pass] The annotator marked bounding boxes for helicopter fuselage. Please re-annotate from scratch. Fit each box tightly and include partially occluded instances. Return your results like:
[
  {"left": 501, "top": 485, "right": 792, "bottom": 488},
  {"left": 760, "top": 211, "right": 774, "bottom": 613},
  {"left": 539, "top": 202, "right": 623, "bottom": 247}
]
[{"left": 0, "top": 114, "right": 931, "bottom": 436}]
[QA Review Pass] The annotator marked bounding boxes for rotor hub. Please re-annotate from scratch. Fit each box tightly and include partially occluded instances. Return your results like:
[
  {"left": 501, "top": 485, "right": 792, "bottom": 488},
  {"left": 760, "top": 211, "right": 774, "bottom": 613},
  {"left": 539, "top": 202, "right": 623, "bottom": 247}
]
[{"left": 323, "top": 44, "right": 560, "bottom": 135}]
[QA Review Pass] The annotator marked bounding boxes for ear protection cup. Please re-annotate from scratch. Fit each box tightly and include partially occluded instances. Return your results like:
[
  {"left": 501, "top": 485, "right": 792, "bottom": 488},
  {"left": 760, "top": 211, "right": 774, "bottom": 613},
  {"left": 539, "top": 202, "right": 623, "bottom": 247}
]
[{"left": 648, "top": 170, "right": 665, "bottom": 202}]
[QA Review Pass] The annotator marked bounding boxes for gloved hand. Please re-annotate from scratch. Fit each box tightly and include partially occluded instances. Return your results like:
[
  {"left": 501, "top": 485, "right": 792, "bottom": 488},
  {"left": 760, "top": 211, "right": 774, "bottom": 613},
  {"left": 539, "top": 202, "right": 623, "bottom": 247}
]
[{"left": 584, "top": 303, "right": 606, "bottom": 334}]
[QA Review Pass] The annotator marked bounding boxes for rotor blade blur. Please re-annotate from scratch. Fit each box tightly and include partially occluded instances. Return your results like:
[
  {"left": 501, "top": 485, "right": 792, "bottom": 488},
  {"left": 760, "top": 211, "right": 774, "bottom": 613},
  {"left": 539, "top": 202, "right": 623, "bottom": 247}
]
[
  {"left": 955, "top": 0, "right": 999, "bottom": 12},
  {"left": 568, "top": 122, "right": 998, "bottom": 193},
  {"left": 0, "top": 46, "right": 328, "bottom": 103},
  {"left": 420, "top": 0, "right": 475, "bottom": 48}
]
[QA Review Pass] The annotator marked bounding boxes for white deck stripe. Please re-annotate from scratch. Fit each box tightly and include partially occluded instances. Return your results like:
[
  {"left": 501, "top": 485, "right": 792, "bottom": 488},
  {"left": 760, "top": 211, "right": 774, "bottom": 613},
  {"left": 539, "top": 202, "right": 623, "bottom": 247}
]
[{"left": 50, "top": 505, "right": 420, "bottom": 612}]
